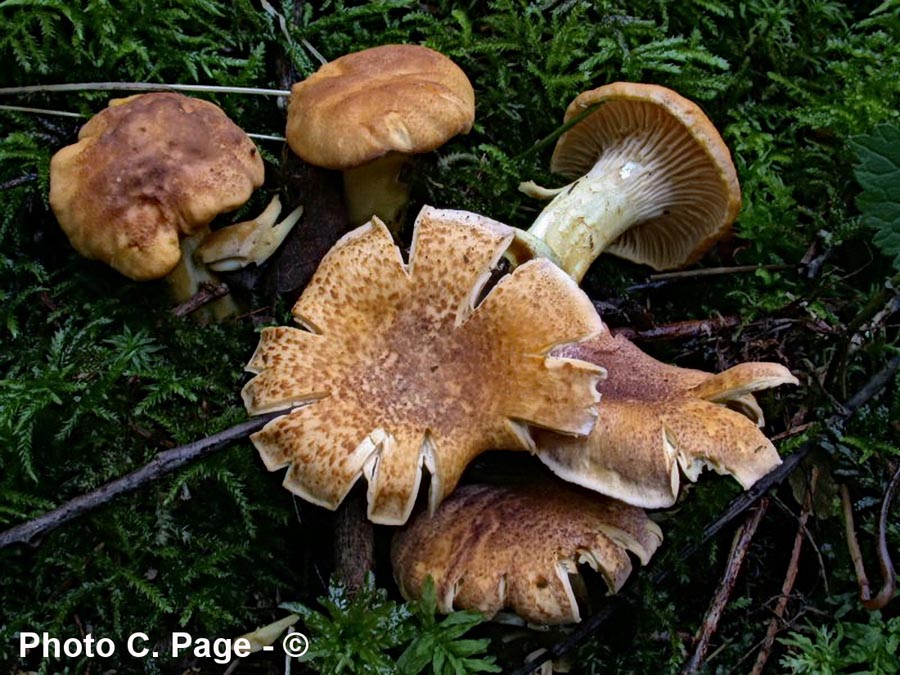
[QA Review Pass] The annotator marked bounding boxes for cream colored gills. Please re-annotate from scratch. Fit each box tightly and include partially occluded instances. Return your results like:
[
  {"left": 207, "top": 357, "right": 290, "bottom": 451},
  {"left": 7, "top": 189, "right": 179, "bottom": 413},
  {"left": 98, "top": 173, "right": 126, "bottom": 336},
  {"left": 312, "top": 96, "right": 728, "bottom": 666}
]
[{"left": 517, "top": 82, "right": 742, "bottom": 279}]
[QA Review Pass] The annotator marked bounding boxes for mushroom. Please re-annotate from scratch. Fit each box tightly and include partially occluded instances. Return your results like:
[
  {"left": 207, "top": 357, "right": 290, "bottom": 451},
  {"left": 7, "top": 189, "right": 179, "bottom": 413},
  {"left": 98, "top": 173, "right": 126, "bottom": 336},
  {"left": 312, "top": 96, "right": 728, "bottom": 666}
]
[
  {"left": 391, "top": 482, "right": 662, "bottom": 625},
  {"left": 285, "top": 44, "right": 475, "bottom": 230},
  {"left": 514, "top": 82, "right": 741, "bottom": 280},
  {"left": 241, "top": 206, "right": 605, "bottom": 525},
  {"left": 49, "top": 92, "right": 297, "bottom": 313},
  {"left": 534, "top": 331, "right": 799, "bottom": 508}
]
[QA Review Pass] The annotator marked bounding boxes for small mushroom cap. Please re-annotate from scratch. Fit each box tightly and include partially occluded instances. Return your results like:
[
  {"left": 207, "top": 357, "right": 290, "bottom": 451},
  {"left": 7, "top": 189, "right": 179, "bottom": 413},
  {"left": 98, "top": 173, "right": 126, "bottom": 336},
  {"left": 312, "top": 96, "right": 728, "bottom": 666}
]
[
  {"left": 286, "top": 44, "right": 475, "bottom": 169},
  {"left": 550, "top": 82, "right": 741, "bottom": 270},
  {"left": 391, "top": 482, "right": 662, "bottom": 625},
  {"left": 49, "top": 92, "right": 264, "bottom": 280},
  {"left": 242, "top": 206, "right": 605, "bottom": 525},
  {"left": 536, "top": 332, "right": 799, "bottom": 508}
]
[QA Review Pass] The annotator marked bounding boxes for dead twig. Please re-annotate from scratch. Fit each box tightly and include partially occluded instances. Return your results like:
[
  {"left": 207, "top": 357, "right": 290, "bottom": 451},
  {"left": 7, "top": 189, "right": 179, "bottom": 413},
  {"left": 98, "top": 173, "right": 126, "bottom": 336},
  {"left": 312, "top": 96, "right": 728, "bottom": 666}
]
[
  {"left": 628, "top": 264, "right": 793, "bottom": 290},
  {"left": 1, "top": 173, "right": 38, "bottom": 190},
  {"left": 0, "top": 412, "right": 281, "bottom": 549},
  {"left": 611, "top": 316, "right": 739, "bottom": 342},
  {"left": 650, "top": 265, "right": 793, "bottom": 282},
  {"left": 749, "top": 467, "right": 819, "bottom": 675},
  {"left": 841, "top": 463, "right": 900, "bottom": 611},
  {"left": 0, "top": 82, "right": 290, "bottom": 96},
  {"left": 682, "top": 498, "right": 770, "bottom": 674},
  {"left": 170, "top": 281, "right": 231, "bottom": 317}
]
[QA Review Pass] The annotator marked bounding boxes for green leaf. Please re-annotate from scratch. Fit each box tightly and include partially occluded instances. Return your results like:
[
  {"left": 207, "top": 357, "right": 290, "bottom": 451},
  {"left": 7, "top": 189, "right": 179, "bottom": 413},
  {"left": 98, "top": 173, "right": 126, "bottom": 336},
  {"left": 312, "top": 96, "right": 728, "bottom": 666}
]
[{"left": 851, "top": 124, "right": 900, "bottom": 271}]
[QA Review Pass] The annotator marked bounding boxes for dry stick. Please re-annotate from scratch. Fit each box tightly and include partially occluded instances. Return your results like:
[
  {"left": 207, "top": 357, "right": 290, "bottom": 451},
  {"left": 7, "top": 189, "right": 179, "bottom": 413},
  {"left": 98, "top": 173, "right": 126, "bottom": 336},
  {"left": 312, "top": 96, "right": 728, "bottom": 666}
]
[
  {"left": 681, "top": 498, "right": 770, "bottom": 674},
  {"left": 628, "top": 265, "right": 794, "bottom": 291},
  {"left": 0, "top": 173, "right": 37, "bottom": 190},
  {"left": 511, "top": 354, "right": 900, "bottom": 675},
  {"left": 0, "top": 105, "right": 286, "bottom": 142},
  {"left": 0, "top": 82, "right": 290, "bottom": 96},
  {"left": 841, "top": 462, "right": 900, "bottom": 611},
  {"left": 749, "top": 467, "right": 819, "bottom": 675},
  {"left": 0, "top": 412, "right": 281, "bottom": 549},
  {"left": 170, "top": 281, "right": 231, "bottom": 317},
  {"left": 612, "top": 316, "right": 739, "bottom": 342},
  {"left": 650, "top": 264, "right": 794, "bottom": 281}
]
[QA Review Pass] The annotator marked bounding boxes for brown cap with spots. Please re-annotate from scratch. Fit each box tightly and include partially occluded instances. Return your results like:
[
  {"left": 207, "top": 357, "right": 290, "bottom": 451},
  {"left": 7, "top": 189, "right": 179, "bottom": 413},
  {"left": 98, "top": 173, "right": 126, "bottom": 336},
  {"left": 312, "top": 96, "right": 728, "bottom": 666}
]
[
  {"left": 285, "top": 44, "right": 475, "bottom": 169},
  {"left": 49, "top": 92, "right": 264, "bottom": 280},
  {"left": 242, "top": 206, "right": 605, "bottom": 525},
  {"left": 550, "top": 82, "right": 741, "bottom": 270},
  {"left": 391, "top": 482, "right": 662, "bottom": 625},
  {"left": 536, "top": 331, "right": 799, "bottom": 508}
]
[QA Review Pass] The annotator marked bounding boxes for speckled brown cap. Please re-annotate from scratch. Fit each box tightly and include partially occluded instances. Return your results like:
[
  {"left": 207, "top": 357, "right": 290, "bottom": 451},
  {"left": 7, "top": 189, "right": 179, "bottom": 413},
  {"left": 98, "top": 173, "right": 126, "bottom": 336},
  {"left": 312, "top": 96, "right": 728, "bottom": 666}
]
[
  {"left": 242, "top": 206, "right": 605, "bottom": 525},
  {"left": 285, "top": 44, "right": 475, "bottom": 169},
  {"left": 536, "top": 331, "right": 798, "bottom": 508},
  {"left": 391, "top": 482, "right": 662, "bottom": 625},
  {"left": 49, "top": 92, "right": 264, "bottom": 280},
  {"left": 550, "top": 82, "right": 741, "bottom": 270}
]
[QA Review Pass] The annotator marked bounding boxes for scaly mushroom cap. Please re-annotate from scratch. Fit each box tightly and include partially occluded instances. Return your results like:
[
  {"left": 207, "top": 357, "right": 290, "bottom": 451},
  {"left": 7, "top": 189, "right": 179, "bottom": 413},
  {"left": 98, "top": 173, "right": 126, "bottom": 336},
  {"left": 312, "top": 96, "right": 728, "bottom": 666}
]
[
  {"left": 536, "top": 331, "right": 799, "bottom": 508},
  {"left": 242, "top": 207, "right": 605, "bottom": 525},
  {"left": 550, "top": 82, "right": 741, "bottom": 270},
  {"left": 392, "top": 483, "right": 662, "bottom": 625},
  {"left": 286, "top": 44, "right": 475, "bottom": 169},
  {"left": 49, "top": 92, "right": 264, "bottom": 280}
]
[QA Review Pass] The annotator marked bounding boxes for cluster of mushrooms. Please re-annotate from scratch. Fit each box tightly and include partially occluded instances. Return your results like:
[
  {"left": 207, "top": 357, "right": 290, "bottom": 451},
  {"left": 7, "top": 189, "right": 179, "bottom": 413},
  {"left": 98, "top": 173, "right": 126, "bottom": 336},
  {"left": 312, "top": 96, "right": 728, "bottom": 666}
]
[{"left": 49, "top": 45, "right": 797, "bottom": 627}]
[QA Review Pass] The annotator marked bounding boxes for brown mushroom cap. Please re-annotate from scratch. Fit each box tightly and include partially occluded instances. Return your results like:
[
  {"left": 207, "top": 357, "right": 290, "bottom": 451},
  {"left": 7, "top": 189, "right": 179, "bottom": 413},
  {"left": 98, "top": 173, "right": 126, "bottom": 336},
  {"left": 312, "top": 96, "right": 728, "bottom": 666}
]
[
  {"left": 49, "top": 92, "right": 264, "bottom": 280},
  {"left": 549, "top": 82, "right": 741, "bottom": 270},
  {"left": 242, "top": 206, "right": 605, "bottom": 525},
  {"left": 392, "top": 482, "right": 662, "bottom": 625},
  {"left": 285, "top": 44, "right": 475, "bottom": 169},
  {"left": 535, "top": 331, "right": 799, "bottom": 508}
]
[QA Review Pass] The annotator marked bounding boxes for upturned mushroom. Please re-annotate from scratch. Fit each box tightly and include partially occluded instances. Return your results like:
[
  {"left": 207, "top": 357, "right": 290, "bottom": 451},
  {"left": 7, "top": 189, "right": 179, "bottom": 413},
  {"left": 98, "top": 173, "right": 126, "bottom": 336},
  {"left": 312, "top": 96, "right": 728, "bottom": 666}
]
[
  {"left": 534, "top": 330, "right": 799, "bottom": 508},
  {"left": 514, "top": 82, "right": 741, "bottom": 280},
  {"left": 285, "top": 44, "right": 475, "bottom": 230},
  {"left": 241, "top": 206, "right": 605, "bottom": 525},
  {"left": 392, "top": 482, "right": 662, "bottom": 625},
  {"left": 49, "top": 92, "right": 298, "bottom": 312}
]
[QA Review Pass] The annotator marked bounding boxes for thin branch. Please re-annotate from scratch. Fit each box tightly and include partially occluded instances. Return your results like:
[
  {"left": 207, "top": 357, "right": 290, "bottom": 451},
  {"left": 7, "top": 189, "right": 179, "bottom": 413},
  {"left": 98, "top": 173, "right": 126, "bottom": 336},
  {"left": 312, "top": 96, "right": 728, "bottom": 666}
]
[
  {"left": 1, "top": 173, "right": 37, "bottom": 190},
  {"left": 171, "top": 282, "right": 231, "bottom": 317},
  {"left": 841, "top": 463, "right": 900, "bottom": 611},
  {"left": 0, "top": 104, "right": 83, "bottom": 117},
  {"left": 841, "top": 354, "right": 900, "bottom": 417},
  {"left": 629, "top": 265, "right": 794, "bottom": 290},
  {"left": 842, "top": 484, "right": 872, "bottom": 602},
  {"left": 750, "top": 467, "right": 819, "bottom": 675},
  {"left": 0, "top": 82, "right": 290, "bottom": 96},
  {"left": 611, "top": 316, "right": 739, "bottom": 342},
  {"left": 0, "top": 104, "right": 285, "bottom": 142},
  {"left": 682, "top": 498, "right": 770, "bottom": 674},
  {"left": 0, "top": 412, "right": 281, "bottom": 549},
  {"left": 650, "top": 264, "right": 793, "bottom": 282}
]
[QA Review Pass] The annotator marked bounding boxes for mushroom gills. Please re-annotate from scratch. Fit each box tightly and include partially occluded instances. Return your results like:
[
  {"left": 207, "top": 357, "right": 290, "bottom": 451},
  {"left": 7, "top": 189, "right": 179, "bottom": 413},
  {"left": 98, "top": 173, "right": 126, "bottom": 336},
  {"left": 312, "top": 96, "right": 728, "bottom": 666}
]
[{"left": 198, "top": 195, "right": 303, "bottom": 271}]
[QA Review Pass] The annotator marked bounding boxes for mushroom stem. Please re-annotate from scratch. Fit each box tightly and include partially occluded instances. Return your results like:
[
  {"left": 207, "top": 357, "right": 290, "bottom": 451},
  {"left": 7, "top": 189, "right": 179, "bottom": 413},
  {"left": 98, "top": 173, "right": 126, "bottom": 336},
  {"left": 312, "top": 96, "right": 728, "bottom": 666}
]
[
  {"left": 341, "top": 152, "right": 411, "bottom": 231},
  {"left": 521, "top": 151, "right": 666, "bottom": 283},
  {"left": 166, "top": 233, "right": 239, "bottom": 321},
  {"left": 333, "top": 489, "right": 375, "bottom": 593}
]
